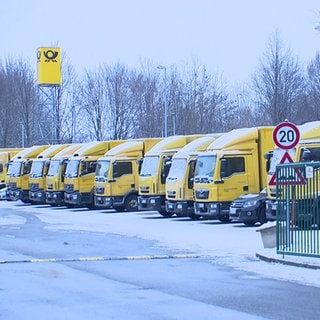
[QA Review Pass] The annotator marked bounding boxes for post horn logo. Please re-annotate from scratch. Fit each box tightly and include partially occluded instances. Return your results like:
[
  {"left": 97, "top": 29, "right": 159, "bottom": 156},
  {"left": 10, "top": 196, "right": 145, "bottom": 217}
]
[{"left": 38, "top": 49, "right": 59, "bottom": 63}]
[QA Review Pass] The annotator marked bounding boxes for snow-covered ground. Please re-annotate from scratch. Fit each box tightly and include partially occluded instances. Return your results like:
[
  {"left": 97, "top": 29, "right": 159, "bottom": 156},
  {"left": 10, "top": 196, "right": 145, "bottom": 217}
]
[{"left": 1, "top": 200, "right": 320, "bottom": 289}]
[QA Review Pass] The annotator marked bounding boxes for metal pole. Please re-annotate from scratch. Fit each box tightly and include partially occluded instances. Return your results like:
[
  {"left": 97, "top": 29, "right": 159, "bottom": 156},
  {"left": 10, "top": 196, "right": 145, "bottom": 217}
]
[{"left": 157, "top": 65, "right": 168, "bottom": 137}]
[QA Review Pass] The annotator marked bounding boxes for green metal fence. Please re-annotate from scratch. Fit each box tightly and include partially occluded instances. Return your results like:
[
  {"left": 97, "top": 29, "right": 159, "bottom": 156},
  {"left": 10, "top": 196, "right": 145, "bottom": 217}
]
[{"left": 276, "top": 161, "right": 320, "bottom": 257}]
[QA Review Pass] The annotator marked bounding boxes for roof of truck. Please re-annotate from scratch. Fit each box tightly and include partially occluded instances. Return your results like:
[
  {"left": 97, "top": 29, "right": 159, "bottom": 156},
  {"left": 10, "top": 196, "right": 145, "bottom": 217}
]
[
  {"left": 12, "top": 145, "right": 50, "bottom": 160},
  {"left": 173, "top": 134, "right": 221, "bottom": 158},
  {"left": 298, "top": 121, "right": 320, "bottom": 140},
  {"left": 207, "top": 127, "right": 273, "bottom": 151},
  {"left": 36, "top": 144, "right": 70, "bottom": 159}
]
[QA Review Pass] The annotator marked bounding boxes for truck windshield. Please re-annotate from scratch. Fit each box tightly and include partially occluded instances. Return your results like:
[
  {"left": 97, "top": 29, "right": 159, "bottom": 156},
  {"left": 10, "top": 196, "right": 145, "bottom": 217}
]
[
  {"left": 47, "top": 160, "right": 61, "bottom": 177},
  {"left": 30, "top": 160, "right": 44, "bottom": 178},
  {"left": 95, "top": 160, "right": 110, "bottom": 182},
  {"left": 65, "top": 159, "right": 80, "bottom": 178},
  {"left": 268, "top": 148, "right": 296, "bottom": 174},
  {"left": 8, "top": 161, "right": 22, "bottom": 177},
  {"left": 140, "top": 156, "right": 159, "bottom": 176},
  {"left": 194, "top": 155, "right": 216, "bottom": 183},
  {"left": 167, "top": 158, "right": 187, "bottom": 181}
]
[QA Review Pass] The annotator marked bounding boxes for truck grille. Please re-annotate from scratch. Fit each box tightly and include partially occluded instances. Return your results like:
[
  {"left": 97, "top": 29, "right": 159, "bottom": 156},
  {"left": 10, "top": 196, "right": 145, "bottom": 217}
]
[
  {"left": 195, "top": 189, "right": 209, "bottom": 199},
  {"left": 9, "top": 182, "right": 17, "bottom": 189},
  {"left": 139, "top": 186, "right": 149, "bottom": 194},
  {"left": 30, "top": 183, "right": 39, "bottom": 191},
  {"left": 167, "top": 190, "right": 176, "bottom": 199},
  {"left": 65, "top": 184, "right": 74, "bottom": 193},
  {"left": 95, "top": 186, "right": 105, "bottom": 195}
]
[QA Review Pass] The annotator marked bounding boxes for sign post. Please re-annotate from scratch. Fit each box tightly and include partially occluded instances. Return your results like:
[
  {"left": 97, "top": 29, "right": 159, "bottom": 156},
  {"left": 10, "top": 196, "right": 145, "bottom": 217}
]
[{"left": 271, "top": 121, "right": 302, "bottom": 245}]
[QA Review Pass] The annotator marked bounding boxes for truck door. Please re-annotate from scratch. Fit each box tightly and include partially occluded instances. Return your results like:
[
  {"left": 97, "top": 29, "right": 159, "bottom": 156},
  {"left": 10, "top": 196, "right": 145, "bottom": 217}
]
[
  {"left": 218, "top": 155, "right": 254, "bottom": 202},
  {"left": 111, "top": 161, "right": 134, "bottom": 196}
]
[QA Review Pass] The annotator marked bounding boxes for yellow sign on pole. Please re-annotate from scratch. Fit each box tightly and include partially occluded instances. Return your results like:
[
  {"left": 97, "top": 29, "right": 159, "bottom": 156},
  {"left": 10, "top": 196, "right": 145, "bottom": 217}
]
[{"left": 37, "top": 47, "right": 61, "bottom": 86}]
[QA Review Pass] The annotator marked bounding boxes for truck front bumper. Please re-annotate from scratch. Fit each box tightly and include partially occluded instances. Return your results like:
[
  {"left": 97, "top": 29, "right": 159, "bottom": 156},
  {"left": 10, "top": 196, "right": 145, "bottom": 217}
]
[
  {"left": 65, "top": 192, "right": 82, "bottom": 206},
  {"left": 94, "top": 196, "right": 113, "bottom": 208},
  {"left": 46, "top": 191, "right": 65, "bottom": 205},
  {"left": 194, "top": 201, "right": 230, "bottom": 221},
  {"left": 166, "top": 200, "right": 194, "bottom": 217},
  {"left": 7, "top": 189, "right": 23, "bottom": 201},
  {"left": 29, "top": 190, "right": 46, "bottom": 203},
  {"left": 138, "top": 195, "right": 163, "bottom": 212}
]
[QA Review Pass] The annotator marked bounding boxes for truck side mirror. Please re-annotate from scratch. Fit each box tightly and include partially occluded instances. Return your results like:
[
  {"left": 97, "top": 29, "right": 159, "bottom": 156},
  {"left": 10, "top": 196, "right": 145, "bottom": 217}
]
[
  {"left": 161, "top": 156, "right": 172, "bottom": 184},
  {"left": 113, "top": 162, "right": 119, "bottom": 178},
  {"left": 136, "top": 158, "right": 143, "bottom": 174},
  {"left": 301, "top": 148, "right": 311, "bottom": 162},
  {"left": 188, "top": 177, "right": 194, "bottom": 189},
  {"left": 161, "top": 162, "right": 171, "bottom": 184},
  {"left": 188, "top": 159, "right": 196, "bottom": 189},
  {"left": 220, "top": 158, "right": 227, "bottom": 178},
  {"left": 264, "top": 150, "right": 273, "bottom": 172},
  {"left": 80, "top": 160, "right": 87, "bottom": 175}
]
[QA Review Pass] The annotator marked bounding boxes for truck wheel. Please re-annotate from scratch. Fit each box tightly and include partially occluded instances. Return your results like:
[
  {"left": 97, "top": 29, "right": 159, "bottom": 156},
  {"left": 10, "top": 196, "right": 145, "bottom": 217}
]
[
  {"left": 124, "top": 194, "right": 138, "bottom": 212},
  {"left": 189, "top": 213, "right": 201, "bottom": 220},
  {"left": 159, "top": 210, "right": 174, "bottom": 218},
  {"left": 219, "top": 216, "right": 231, "bottom": 223}
]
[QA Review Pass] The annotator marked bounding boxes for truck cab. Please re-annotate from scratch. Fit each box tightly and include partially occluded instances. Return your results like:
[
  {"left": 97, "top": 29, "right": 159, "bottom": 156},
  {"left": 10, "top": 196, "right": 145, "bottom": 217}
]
[
  {"left": 29, "top": 144, "right": 70, "bottom": 204},
  {"left": 138, "top": 135, "right": 202, "bottom": 217},
  {"left": 165, "top": 134, "right": 221, "bottom": 218},
  {"left": 7, "top": 145, "right": 50, "bottom": 202},
  {"left": 45, "top": 144, "right": 84, "bottom": 206},
  {"left": 94, "top": 138, "right": 162, "bottom": 211},
  {"left": 64, "top": 141, "right": 123, "bottom": 209},
  {"left": 193, "top": 127, "right": 274, "bottom": 222}
]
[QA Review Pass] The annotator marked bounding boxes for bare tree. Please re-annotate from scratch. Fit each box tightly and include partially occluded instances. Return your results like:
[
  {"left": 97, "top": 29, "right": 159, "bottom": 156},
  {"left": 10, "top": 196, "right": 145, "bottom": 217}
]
[
  {"left": 251, "top": 32, "right": 305, "bottom": 125},
  {"left": 103, "top": 63, "right": 136, "bottom": 139},
  {"left": 176, "top": 61, "right": 230, "bottom": 134},
  {"left": 78, "top": 69, "right": 106, "bottom": 141},
  {"left": 129, "top": 64, "right": 162, "bottom": 138},
  {"left": 0, "top": 58, "right": 45, "bottom": 147}
]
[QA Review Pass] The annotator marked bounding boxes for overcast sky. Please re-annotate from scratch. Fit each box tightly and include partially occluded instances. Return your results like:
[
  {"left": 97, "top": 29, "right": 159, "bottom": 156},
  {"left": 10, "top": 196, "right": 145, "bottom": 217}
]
[{"left": 1, "top": 0, "right": 320, "bottom": 84}]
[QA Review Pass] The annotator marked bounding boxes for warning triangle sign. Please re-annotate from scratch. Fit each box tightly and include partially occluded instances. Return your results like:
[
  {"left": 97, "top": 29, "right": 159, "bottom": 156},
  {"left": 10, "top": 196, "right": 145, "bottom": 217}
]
[{"left": 268, "top": 152, "right": 306, "bottom": 186}]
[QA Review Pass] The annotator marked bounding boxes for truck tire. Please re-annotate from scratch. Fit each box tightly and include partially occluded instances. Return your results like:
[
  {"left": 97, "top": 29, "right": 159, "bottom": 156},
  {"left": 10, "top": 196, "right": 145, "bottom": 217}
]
[
  {"left": 159, "top": 210, "right": 174, "bottom": 218},
  {"left": 189, "top": 213, "right": 201, "bottom": 220},
  {"left": 219, "top": 216, "right": 231, "bottom": 223},
  {"left": 124, "top": 194, "right": 138, "bottom": 212}
]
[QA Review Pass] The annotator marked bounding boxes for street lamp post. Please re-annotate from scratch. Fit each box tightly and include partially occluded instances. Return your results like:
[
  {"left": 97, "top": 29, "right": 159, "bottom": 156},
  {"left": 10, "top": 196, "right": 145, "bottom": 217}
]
[{"left": 157, "top": 65, "right": 168, "bottom": 137}]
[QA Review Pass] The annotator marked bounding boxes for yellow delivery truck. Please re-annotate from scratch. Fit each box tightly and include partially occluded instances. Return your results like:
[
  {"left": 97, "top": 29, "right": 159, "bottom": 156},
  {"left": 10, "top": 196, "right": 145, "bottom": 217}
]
[
  {"left": 165, "top": 134, "right": 221, "bottom": 218},
  {"left": 28, "top": 144, "right": 70, "bottom": 204},
  {"left": 138, "top": 135, "right": 202, "bottom": 216},
  {"left": 64, "top": 141, "right": 124, "bottom": 209},
  {"left": 7, "top": 145, "right": 50, "bottom": 202},
  {"left": 46, "top": 144, "right": 84, "bottom": 206},
  {"left": 94, "top": 138, "right": 162, "bottom": 211},
  {"left": 193, "top": 127, "right": 274, "bottom": 222}
]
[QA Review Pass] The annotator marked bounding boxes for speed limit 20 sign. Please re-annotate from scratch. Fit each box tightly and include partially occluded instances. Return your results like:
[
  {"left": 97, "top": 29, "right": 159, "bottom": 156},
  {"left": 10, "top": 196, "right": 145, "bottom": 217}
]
[{"left": 273, "top": 122, "right": 300, "bottom": 150}]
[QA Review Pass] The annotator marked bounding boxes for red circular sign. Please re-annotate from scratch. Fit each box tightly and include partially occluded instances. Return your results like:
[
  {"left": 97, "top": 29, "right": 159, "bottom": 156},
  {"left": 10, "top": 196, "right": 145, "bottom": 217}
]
[{"left": 273, "top": 122, "right": 300, "bottom": 150}]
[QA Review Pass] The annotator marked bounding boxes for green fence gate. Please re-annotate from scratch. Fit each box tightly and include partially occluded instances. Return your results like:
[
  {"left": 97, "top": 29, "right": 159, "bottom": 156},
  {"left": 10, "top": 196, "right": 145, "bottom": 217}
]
[{"left": 276, "top": 161, "right": 320, "bottom": 257}]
